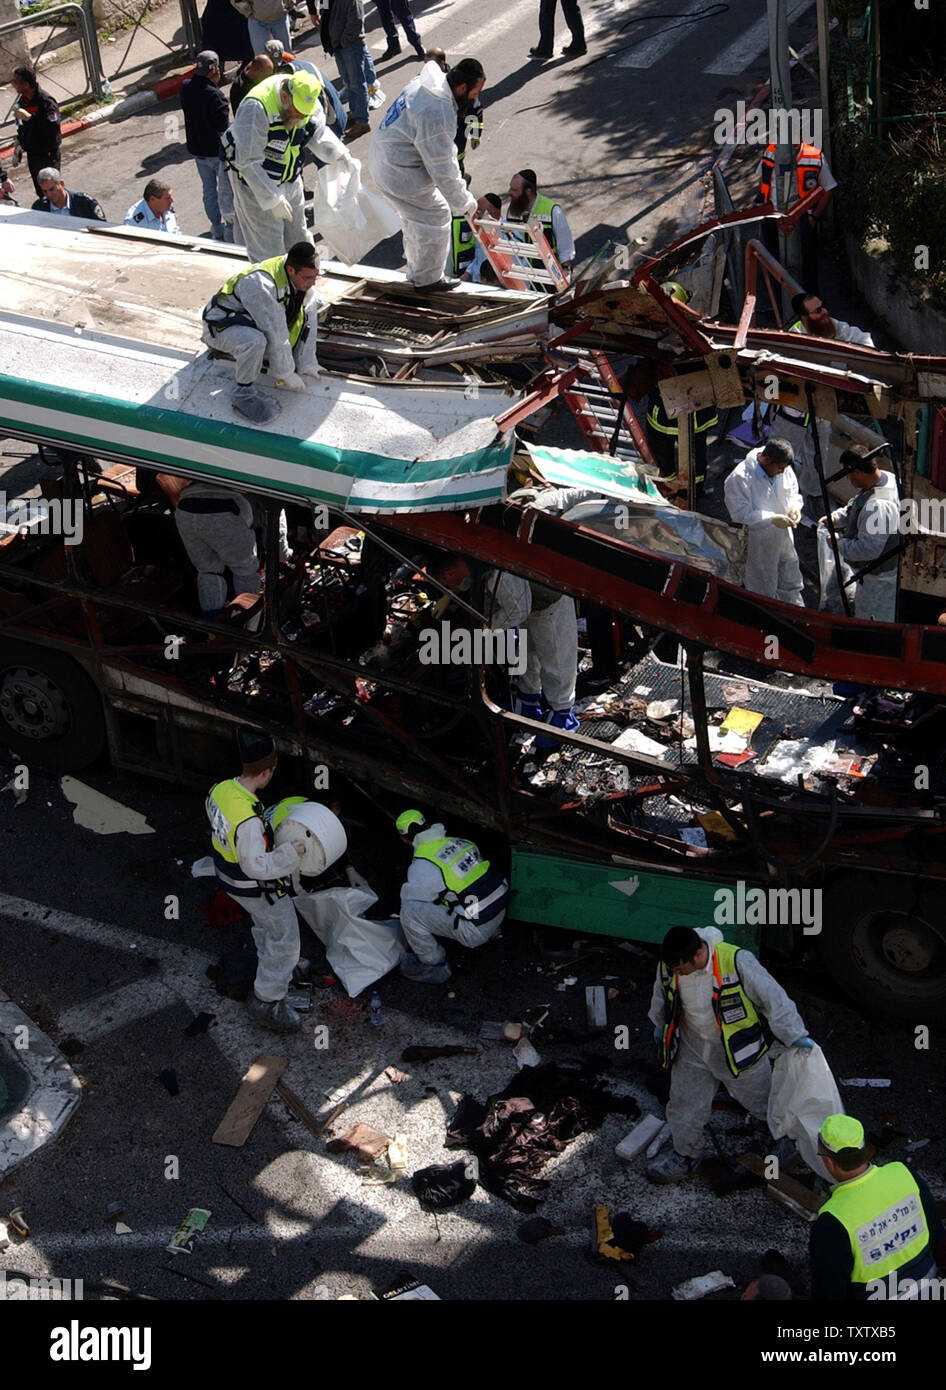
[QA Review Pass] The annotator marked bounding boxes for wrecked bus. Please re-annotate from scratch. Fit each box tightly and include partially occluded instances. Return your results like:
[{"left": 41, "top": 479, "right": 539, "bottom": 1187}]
[{"left": 1, "top": 206, "right": 946, "bottom": 1024}]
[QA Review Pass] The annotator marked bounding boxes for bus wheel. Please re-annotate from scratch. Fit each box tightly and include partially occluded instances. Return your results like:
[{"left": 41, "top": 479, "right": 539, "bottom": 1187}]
[{"left": 0, "top": 642, "right": 106, "bottom": 772}]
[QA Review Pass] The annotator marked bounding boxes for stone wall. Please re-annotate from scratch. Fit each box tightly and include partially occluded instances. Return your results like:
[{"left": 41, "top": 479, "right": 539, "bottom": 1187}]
[{"left": 846, "top": 236, "right": 946, "bottom": 356}]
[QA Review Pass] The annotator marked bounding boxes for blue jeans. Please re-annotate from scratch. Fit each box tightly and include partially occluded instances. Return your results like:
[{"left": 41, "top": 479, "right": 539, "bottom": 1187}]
[
  {"left": 194, "top": 155, "right": 235, "bottom": 240},
  {"left": 247, "top": 13, "right": 291, "bottom": 52},
  {"left": 335, "top": 42, "right": 370, "bottom": 125}
]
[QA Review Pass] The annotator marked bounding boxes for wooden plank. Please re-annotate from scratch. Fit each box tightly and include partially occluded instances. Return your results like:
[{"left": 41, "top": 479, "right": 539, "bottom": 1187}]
[
  {"left": 275, "top": 1080, "right": 345, "bottom": 1142},
  {"left": 212, "top": 1054, "right": 287, "bottom": 1148},
  {"left": 738, "top": 1152, "right": 825, "bottom": 1221}
]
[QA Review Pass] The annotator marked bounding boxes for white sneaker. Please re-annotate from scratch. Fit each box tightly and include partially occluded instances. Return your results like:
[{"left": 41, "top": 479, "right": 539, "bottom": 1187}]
[{"left": 368, "top": 85, "right": 385, "bottom": 109}]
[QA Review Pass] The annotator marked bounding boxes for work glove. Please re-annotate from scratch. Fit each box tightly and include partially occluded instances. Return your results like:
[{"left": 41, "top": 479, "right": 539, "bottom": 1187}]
[
  {"left": 271, "top": 195, "right": 294, "bottom": 221},
  {"left": 771, "top": 514, "right": 795, "bottom": 529},
  {"left": 792, "top": 1035, "right": 815, "bottom": 1049},
  {"left": 276, "top": 372, "right": 307, "bottom": 392}
]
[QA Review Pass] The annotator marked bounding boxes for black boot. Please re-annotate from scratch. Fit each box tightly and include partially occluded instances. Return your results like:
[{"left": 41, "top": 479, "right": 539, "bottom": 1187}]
[{"left": 379, "top": 39, "right": 401, "bottom": 61}]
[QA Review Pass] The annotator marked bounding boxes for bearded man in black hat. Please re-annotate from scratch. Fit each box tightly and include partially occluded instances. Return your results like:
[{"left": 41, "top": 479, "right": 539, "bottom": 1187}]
[{"left": 206, "top": 727, "right": 306, "bottom": 1031}]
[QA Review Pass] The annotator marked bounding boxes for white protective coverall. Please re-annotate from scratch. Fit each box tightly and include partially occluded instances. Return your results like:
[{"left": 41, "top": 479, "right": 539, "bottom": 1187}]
[
  {"left": 399, "top": 823, "right": 507, "bottom": 966},
  {"left": 201, "top": 265, "right": 321, "bottom": 385},
  {"left": 368, "top": 61, "right": 478, "bottom": 286},
  {"left": 174, "top": 482, "right": 260, "bottom": 615},
  {"left": 724, "top": 447, "right": 804, "bottom": 604},
  {"left": 832, "top": 470, "right": 901, "bottom": 621},
  {"left": 648, "top": 926, "right": 807, "bottom": 1159},
  {"left": 232, "top": 817, "right": 302, "bottom": 1001},
  {"left": 225, "top": 89, "right": 350, "bottom": 262},
  {"left": 483, "top": 570, "right": 578, "bottom": 712}
]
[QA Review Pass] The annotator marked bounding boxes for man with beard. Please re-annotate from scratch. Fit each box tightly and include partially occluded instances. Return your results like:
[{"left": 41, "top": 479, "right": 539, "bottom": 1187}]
[
  {"left": 506, "top": 168, "right": 574, "bottom": 277},
  {"left": 789, "top": 292, "right": 875, "bottom": 347},
  {"left": 370, "top": 58, "right": 492, "bottom": 291}
]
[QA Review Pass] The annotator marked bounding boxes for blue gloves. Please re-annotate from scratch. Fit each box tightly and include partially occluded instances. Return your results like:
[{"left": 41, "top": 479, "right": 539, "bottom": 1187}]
[
  {"left": 653, "top": 1025, "right": 663, "bottom": 1046},
  {"left": 792, "top": 1035, "right": 815, "bottom": 1050}
]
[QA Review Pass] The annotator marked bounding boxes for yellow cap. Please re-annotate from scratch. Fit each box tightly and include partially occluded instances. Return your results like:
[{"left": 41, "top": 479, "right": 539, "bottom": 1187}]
[
  {"left": 818, "top": 1114, "right": 864, "bottom": 1153},
  {"left": 395, "top": 809, "right": 425, "bottom": 835},
  {"left": 286, "top": 71, "right": 322, "bottom": 114}
]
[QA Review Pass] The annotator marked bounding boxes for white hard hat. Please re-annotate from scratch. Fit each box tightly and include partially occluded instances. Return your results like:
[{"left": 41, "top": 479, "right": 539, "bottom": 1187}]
[{"left": 273, "top": 801, "right": 347, "bottom": 876}]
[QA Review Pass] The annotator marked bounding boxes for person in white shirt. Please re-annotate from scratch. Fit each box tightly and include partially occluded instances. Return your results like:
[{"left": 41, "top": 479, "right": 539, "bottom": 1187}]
[
  {"left": 820, "top": 447, "right": 901, "bottom": 621},
  {"left": 124, "top": 178, "right": 181, "bottom": 234},
  {"left": 724, "top": 438, "right": 804, "bottom": 605},
  {"left": 789, "top": 292, "right": 874, "bottom": 347}
]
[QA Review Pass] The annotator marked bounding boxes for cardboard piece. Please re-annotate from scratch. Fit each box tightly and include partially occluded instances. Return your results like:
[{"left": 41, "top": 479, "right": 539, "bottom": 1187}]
[{"left": 213, "top": 1054, "right": 287, "bottom": 1147}]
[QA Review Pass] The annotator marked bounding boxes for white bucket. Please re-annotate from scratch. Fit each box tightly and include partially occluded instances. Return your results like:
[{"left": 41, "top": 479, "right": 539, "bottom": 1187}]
[{"left": 273, "top": 802, "right": 347, "bottom": 876}]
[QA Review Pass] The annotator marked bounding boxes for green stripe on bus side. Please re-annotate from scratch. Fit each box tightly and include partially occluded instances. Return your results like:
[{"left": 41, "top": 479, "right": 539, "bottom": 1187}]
[
  {"left": 0, "top": 405, "right": 510, "bottom": 510},
  {"left": 0, "top": 373, "right": 509, "bottom": 486}
]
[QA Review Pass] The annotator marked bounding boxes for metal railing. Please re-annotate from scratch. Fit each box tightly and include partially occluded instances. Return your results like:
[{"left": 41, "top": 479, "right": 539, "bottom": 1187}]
[{"left": 0, "top": 3, "right": 104, "bottom": 108}]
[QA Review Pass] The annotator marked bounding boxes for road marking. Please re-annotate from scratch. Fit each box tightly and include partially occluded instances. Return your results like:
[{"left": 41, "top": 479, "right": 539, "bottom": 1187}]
[
  {"left": 56, "top": 978, "right": 180, "bottom": 1043},
  {"left": 615, "top": 0, "right": 715, "bottom": 68},
  {"left": 703, "top": 0, "right": 813, "bottom": 74}
]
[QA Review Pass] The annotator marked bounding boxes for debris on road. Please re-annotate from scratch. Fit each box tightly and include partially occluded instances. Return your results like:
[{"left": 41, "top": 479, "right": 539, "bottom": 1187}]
[
  {"left": 212, "top": 1054, "right": 286, "bottom": 1147},
  {"left": 615, "top": 1114, "right": 666, "bottom": 1163},
  {"left": 1, "top": 775, "right": 27, "bottom": 806},
  {"left": 585, "top": 985, "right": 608, "bottom": 1032},
  {"left": 326, "top": 1123, "right": 392, "bottom": 1162},
  {"left": 411, "top": 1157, "right": 478, "bottom": 1210},
  {"left": 594, "top": 1205, "right": 634, "bottom": 1261},
  {"left": 384, "top": 1065, "right": 407, "bottom": 1084},
  {"left": 156, "top": 1068, "right": 180, "bottom": 1097},
  {"left": 513, "top": 1036, "right": 541, "bottom": 1068},
  {"left": 377, "top": 1279, "right": 440, "bottom": 1300},
  {"left": 60, "top": 776, "right": 155, "bottom": 836},
  {"left": 672, "top": 1270, "right": 735, "bottom": 1301},
  {"left": 517, "top": 1216, "right": 565, "bottom": 1245},
  {"left": 905, "top": 1137, "right": 931, "bottom": 1152},
  {"left": 275, "top": 1079, "right": 338, "bottom": 1141},
  {"left": 183, "top": 1012, "right": 216, "bottom": 1039},
  {"left": 738, "top": 1153, "right": 825, "bottom": 1222},
  {"left": 105, "top": 1202, "right": 124, "bottom": 1222},
  {"left": 839, "top": 1077, "right": 891, "bottom": 1088},
  {"left": 115, "top": 1222, "right": 132, "bottom": 1235},
  {"left": 166, "top": 1207, "right": 211, "bottom": 1256}
]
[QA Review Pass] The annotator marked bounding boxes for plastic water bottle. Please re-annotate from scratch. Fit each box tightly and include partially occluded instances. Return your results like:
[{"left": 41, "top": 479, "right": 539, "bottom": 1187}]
[{"left": 370, "top": 990, "right": 382, "bottom": 1028}]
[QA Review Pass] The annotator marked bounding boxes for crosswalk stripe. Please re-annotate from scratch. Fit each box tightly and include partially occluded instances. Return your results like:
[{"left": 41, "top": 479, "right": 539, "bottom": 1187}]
[
  {"left": 615, "top": 0, "right": 717, "bottom": 69},
  {"left": 703, "top": 0, "right": 813, "bottom": 74}
]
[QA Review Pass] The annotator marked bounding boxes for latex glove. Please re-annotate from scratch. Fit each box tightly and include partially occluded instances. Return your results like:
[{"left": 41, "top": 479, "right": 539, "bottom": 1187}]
[
  {"left": 276, "top": 372, "right": 307, "bottom": 392},
  {"left": 788, "top": 507, "right": 800, "bottom": 525},
  {"left": 817, "top": 515, "right": 827, "bottom": 527},
  {"left": 792, "top": 1035, "right": 815, "bottom": 1049},
  {"left": 271, "top": 195, "right": 294, "bottom": 221},
  {"left": 771, "top": 514, "right": 794, "bottom": 529}
]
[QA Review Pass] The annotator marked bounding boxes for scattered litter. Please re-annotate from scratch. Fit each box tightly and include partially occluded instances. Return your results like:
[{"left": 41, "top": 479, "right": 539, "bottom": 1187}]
[
  {"left": 326, "top": 1123, "right": 391, "bottom": 1162},
  {"left": 212, "top": 1054, "right": 286, "bottom": 1147},
  {"left": 685, "top": 726, "right": 748, "bottom": 754},
  {"left": 562, "top": 976, "right": 578, "bottom": 987},
  {"left": 411, "top": 1157, "right": 478, "bottom": 1210},
  {"left": 720, "top": 707, "right": 764, "bottom": 737},
  {"left": 594, "top": 1205, "right": 634, "bottom": 1261},
  {"left": 0, "top": 1221, "right": 8, "bottom": 1251},
  {"left": 840, "top": 1077, "right": 891, "bottom": 1088},
  {"left": 388, "top": 1134, "right": 408, "bottom": 1171},
  {"left": 721, "top": 681, "right": 753, "bottom": 703},
  {"left": 633, "top": 684, "right": 652, "bottom": 695},
  {"left": 8, "top": 1207, "right": 29, "bottom": 1238},
  {"left": 1, "top": 776, "right": 27, "bottom": 806},
  {"left": 183, "top": 1012, "right": 216, "bottom": 1039},
  {"left": 166, "top": 1208, "right": 211, "bottom": 1256},
  {"left": 696, "top": 811, "right": 739, "bottom": 841},
  {"left": 115, "top": 1222, "right": 132, "bottom": 1235},
  {"left": 513, "top": 1036, "right": 542, "bottom": 1068},
  {"left": 157, "top": 1069, "right": 180, "bottom": 1096},
  {"left": 679, "top": 827, "right": 708, "bottom": 848},
  {"left": 517, "top": 1217, "right": 565, "bottom": 1245},
  {"left": 478, "top": 1020, "right": 505, "bottom": 1042},
  {"left": 646, "top": 698, "right": 678, "bottom": 720},
  {"left": 60, "top": 1036, "right": 84, "bottom": 1057},
  {"left": 59, "top": 776, "right": 155, "bottom": 835},
  {"left": 739, "top": 1153, "right": 825, "bottom": 1221},
  {"left": 384, "top": 1065, "right": 407, "bottom": 1084},
  {"left": 377, "top": 1280, "right": 440, "bottom": 1301},
  {"left": 401, "top": 1044, "right": 477, "bottom": 1062},
  {"left": 105, "top": 1202, "right": 124, "bottom": 1222},
  {"left": 585, "top": 985, "right": 608, "bottom": 1032},
  {"left": 276, "top": 1080, "right": 341, "bottom": 1140},
  {"left": 905, "top": 1138, "right": 931, "bottom": 1152},
  {"left": 615, "top": 1114, "right": 666, "bottom": 1163},
  {"left": 672, "top": 1270, "right": 735, "bottom": 1301},
  {"left": 502, "top": 1021, "right": 524, "bottom": 1042},
  {"left": 612, "top": 727, "right": 668, "bottom": 758},
  {"left": 360, "top": 1161, "right": 398, "bottom": 1186},
  {"left": 618, "top": 941, "right": 651, "bottom": 959}
]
